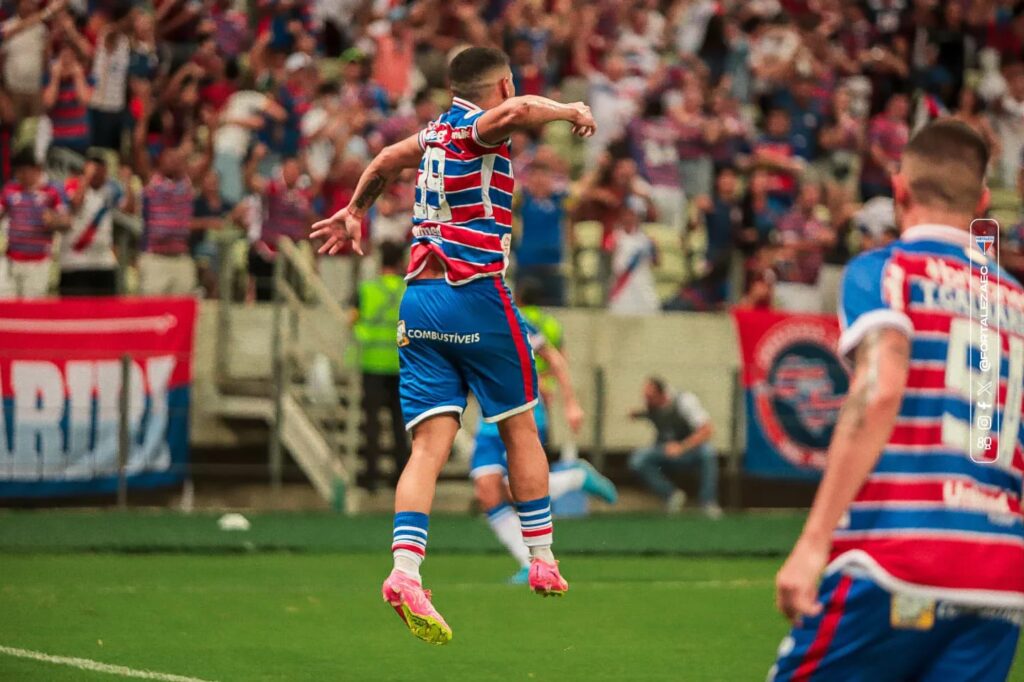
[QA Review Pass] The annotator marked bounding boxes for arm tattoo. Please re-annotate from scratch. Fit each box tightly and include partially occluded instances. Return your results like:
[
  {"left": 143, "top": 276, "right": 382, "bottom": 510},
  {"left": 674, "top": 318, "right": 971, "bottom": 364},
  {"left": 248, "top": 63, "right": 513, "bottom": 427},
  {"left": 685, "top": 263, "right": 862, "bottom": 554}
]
[
  {"left": 837, "top": 331, "right": 884, "bottom": 433},
  {"left": 353, "top": 173, "right": 388, "bottom": 211},
  {"left": 837, "top": 329, "right": 910, "bottom": 434}
]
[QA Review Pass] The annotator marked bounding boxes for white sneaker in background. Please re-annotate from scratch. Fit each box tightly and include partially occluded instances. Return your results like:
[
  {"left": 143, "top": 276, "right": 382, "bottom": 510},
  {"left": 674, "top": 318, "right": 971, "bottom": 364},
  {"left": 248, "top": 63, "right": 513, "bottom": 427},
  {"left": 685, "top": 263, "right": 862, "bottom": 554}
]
[
  {"left": 702, "top": 503, "right": 724, "bottom": 520},
  {"left": 666, "top": 490, "right": 687, "bottom": 514}
]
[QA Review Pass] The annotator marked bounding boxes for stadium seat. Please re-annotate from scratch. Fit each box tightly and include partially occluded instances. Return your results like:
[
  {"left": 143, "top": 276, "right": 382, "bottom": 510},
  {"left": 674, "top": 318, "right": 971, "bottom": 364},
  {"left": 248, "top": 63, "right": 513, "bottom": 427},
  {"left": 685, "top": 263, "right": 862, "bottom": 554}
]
[{"left": 573, "top": 221, "right": 604, "bottom": 250}]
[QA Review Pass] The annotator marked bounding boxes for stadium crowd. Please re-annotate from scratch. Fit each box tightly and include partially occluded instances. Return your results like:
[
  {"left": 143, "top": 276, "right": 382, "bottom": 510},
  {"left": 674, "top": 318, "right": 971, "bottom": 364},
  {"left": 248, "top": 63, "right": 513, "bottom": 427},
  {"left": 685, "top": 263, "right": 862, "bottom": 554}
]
[{"left": 1, "top": 0, "right": 1024, "bottom": 309}]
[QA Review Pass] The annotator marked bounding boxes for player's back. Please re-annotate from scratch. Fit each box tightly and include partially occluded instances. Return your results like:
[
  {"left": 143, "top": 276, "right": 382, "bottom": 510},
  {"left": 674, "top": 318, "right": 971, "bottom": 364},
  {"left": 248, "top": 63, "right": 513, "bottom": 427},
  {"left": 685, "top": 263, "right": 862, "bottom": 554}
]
[
  {"left": 408, "top": 97, "right": 514, "bottom": 285},
  {"left": 834, "top": 224, "right": 1024, "bottom": 608}
]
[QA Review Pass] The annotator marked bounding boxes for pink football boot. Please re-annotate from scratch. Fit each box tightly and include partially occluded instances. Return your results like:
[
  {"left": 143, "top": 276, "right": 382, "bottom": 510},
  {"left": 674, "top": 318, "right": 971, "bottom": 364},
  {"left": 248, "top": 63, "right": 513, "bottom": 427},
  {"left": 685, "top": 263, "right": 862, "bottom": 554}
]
[
  {"left": 528, "top": 558, "right": 569, "bottom": 597},
  {"left": 381, "top": 569, "right": 453, "bottom": 645}
]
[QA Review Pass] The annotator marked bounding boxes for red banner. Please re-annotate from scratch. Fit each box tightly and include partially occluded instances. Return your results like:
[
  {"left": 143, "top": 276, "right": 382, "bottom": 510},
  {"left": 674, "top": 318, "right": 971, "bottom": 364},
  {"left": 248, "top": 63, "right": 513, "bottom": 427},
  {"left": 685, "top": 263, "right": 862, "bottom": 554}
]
[
  {"left": 0, "top": 297, "right": 197, "bottom": 497},
  {"left": 732, "top": 309, "right": 849, "bottom": 477}
]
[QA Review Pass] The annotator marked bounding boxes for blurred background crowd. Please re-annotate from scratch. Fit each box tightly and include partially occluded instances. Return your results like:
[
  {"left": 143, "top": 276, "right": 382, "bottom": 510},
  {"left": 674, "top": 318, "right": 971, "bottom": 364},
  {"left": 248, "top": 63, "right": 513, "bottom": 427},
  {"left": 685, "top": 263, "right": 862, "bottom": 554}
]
[{"left": 2, "top": 0, "right": 1024, "bottom": 311}]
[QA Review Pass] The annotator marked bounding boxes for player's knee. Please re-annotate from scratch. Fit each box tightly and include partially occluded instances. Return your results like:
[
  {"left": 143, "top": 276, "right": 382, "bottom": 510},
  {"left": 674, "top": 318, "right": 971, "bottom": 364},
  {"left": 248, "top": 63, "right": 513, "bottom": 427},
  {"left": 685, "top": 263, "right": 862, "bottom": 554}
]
[
  {"left": 496, "top": 413, "right": 539, "bottom": 448},
  {"left": 474, "top": 475, "right": 504, "bottom": 510},
  {"left": 628, "top": 449, "right": 646, "bottom": 473}
]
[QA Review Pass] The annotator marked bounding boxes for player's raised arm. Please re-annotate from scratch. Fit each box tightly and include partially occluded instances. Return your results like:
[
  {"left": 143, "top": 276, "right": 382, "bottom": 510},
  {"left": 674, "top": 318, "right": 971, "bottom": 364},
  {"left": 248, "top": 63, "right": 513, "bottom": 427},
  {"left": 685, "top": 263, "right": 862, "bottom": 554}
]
[
  {"left": 475, "top": 95, "right": 597, "bottom": 145},
  {"left": 775, "top": 326, "right": 910, "bottom": 624},
  {"left": 535, "top": 343, "right": 584, "bottom": 433},
  {"left": 310, "top": 133, "right": 423, "bottom": 256}
]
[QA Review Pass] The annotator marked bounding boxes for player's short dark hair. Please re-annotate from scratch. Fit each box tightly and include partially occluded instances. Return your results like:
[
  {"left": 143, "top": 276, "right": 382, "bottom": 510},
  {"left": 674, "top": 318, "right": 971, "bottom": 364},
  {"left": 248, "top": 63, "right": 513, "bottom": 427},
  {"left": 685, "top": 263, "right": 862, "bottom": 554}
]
[
  {"left": 11, "top": 148, "right": 38, "bottom": 170},
  {"left": 902, "top": 119, "right": 989, "bottom": 214},
  {"left": 448, "top": 47, "right": 509, "bottom": 100},
  {"left": 647, "top": 376, "right": 667, "bottom": 394},
  {"left": 379, "top": 241, "right": 405, "bottom": 270}
]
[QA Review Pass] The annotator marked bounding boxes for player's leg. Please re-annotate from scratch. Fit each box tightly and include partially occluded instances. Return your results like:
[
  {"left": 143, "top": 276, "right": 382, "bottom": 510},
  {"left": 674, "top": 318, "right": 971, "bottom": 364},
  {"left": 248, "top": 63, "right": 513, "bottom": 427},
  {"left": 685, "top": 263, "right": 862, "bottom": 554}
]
[
  {"left": 917, "top": 607, "right": 1020, "bottom": 682},
  {"left": 381, "top": 283, "right": 468, "bottom": 645},
  {"left": 383, "top": 414, "right": 459, "bottom": 645},
  {"left": 769, "top": 573, "right": 932, "bottom": 681},
  {"left": 668, "top": 442, "right": 722, "bottom": 517},
  {"left": 385, "top": 374, "right": 410, "bottom": 485},
  {"left": 462, "top": 278, "right": 566, "bottom": 595},
  {"left": 628, "top": 444, "right": 683, "bottom": 510},
  {"left": 360, "top": 373, "right": 384, "bottom": 491},
  {"left": 470, "top": 424, "right": 531, "bottom": 580}
]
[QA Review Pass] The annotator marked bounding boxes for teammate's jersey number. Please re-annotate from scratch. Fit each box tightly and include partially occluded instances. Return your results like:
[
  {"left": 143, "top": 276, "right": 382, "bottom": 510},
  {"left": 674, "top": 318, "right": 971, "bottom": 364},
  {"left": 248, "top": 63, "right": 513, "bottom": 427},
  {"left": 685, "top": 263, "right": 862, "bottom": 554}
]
[
  {"left": 414, "top": 147, "right": 452, "bottom": 223},
  {"left": 942, "top": 317, "right": 1024, "bottom": 468}
]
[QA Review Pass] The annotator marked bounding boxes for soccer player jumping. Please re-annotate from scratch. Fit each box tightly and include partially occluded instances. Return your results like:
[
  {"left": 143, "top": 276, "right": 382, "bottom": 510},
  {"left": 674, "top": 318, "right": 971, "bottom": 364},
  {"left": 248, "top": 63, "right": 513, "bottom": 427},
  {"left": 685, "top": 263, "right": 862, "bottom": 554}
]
[
  {"left": 310, "top": 47, "right": 596, "bottom": 646},
  {"left": 772, "top": 119, "right": 1023, "bottom": 680}
]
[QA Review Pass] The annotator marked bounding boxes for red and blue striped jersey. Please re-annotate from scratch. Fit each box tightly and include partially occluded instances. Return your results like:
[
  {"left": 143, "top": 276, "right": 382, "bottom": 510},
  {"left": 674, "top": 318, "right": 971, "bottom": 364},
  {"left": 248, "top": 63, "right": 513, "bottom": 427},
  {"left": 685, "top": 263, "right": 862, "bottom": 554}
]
[
  {"left": 407, "top": 97, "right": 514, "bottom": 285},
  {"left": 141, "top": 175, "right": 195, "bottom": 256},
  {"left": 1, "top": 181, "right": 65, "bottom": 261},
  {"left": 832, "top": 224, "right": 1024, "bottom": 608}
]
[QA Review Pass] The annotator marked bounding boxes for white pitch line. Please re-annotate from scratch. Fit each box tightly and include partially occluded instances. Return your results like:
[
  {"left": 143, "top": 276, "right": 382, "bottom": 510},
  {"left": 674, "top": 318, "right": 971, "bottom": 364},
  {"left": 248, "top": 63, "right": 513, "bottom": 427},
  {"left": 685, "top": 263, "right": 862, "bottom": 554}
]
[{"left": 0, "top": 645, "right": 216, "bottom": 682}]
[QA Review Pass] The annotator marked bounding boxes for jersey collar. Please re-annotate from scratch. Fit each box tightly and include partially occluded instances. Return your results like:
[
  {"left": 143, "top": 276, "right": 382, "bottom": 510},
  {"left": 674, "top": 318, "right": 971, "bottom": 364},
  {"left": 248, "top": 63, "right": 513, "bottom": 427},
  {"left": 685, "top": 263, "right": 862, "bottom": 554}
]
[
  {"left": 902, "top": 223, "right": 973, "bottom": 248},
  {"left": 451, "top": 96, "right": 482, "bottom": 112}
]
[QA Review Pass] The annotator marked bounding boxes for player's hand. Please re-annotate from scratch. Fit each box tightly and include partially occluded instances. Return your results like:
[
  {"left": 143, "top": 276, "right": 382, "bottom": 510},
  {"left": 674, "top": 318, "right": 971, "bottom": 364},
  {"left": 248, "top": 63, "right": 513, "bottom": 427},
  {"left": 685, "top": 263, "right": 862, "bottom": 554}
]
[
  {"left": 310, "top": 206, "right": 364, "bottom": 256},
  {"left": 664, "top": 441, "right": 686, "bottom": 458},
  {"left": 775, "top": 535, "right": 829, "bottom": 625},
  {"left": 569, "top": 102, "right": 596, "bottom": 138},
  {"left": 565, "top": 400, "right": 584, "bottom": 434}
]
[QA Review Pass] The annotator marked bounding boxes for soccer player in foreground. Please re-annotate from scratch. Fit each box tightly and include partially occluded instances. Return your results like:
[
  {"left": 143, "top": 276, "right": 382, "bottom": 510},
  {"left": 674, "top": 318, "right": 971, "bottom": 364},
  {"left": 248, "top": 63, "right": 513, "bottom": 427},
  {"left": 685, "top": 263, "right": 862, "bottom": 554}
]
[
  {"left": 471, "top": 308, "right": 618, "bottom": 585},
  {"left": 311, "top": 46, "right": 597, "bottom": 645},
  {"left": 771, "top": 119, "right": 1023, "bottom": 680}
]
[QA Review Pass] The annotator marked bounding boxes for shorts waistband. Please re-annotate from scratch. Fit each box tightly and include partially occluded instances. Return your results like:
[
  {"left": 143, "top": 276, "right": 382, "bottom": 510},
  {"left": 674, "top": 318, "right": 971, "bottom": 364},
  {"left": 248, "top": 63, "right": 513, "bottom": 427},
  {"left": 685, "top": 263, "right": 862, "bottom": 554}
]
[{"left": 406, "top": 274, "right": 503, "bottom": 287}]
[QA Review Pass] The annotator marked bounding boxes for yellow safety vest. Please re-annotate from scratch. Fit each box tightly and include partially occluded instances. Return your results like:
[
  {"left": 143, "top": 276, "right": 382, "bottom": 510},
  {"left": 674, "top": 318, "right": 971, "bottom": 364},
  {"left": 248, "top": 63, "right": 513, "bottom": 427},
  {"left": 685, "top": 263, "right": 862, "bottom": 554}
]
[{"left": 355, "top": 274, "right": 405, "bottom": 374}]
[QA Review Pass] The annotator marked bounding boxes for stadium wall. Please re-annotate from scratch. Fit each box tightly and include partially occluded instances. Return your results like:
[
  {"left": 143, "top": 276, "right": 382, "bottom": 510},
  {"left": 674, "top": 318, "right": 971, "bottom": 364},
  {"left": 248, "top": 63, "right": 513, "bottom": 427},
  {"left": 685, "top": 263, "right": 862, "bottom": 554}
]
[{"left": 190, "top": 302, "right": 742, "bottom": 454}]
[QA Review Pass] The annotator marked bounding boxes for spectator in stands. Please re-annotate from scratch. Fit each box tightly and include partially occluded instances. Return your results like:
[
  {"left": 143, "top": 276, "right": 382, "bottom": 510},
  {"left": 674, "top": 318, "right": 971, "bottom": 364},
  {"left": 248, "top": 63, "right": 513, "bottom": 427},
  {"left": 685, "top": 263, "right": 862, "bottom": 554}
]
[
  {"left": 752, "top": 108, "right": 803, "bottom": 211},
  {"left": 630, "top": 98, "right": 685, "bottom": 232},
  {"left": 41, "top": 46, "right": 92, "bottom": 157},
  {"left": 59, "top": 150, "right": 135, "bottom": 296},
  {"left": 773, "top": 180, "right": 834, "bottom": 312},
  {"left": 608, "top": 199, "right": 659, "bottom": 316},
  {"left": 514, "top": 161, "right": 568, "bottom": 306},
  {"left": 699, "top": 164, "right": 744, "bottom": 305},
  {"left": 192, "top": 168, "right": 242, "bottom": 297},
  {"left": 0, "top": 150, "right": 68, "bottom": 298},
  {"left": 2, "top": 0, "right": 49, "bottom": 121},
  {"left": 89, "top": 18, "right": 131, "bottom": 152},
  {"left": 672, "top": 82, "right": 714, "bottom": 218},
  {"left": 860, "top": 92, "right": 910, "bottom": 201},
  {"left": 136, "top": 147, "right": 200, "bottom": 295},
  {"left": 352, "top": 241, "right": 409, "bottom": 492},
  {"left": 246, "top": 148, "right": 320, "bottom": 301},
  {"left": 818, "top": 85, "right": 865, "bottom": 194},
  {"left": 628, "top": 376, "right": 721, "bottom": 518}
]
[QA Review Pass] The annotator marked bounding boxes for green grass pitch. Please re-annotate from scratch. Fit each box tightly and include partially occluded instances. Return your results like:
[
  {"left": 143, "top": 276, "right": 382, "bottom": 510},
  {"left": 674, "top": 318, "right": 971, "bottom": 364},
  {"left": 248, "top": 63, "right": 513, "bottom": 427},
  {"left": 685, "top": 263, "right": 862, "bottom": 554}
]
[{"left": 0, "top": 512, "right": 1021, "bottom": 681}]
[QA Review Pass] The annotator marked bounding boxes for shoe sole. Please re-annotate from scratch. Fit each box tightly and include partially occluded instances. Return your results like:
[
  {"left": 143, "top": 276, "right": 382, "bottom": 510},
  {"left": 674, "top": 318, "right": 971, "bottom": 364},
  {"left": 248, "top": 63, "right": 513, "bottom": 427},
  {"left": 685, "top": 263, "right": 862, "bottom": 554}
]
[
  {"left": 386, "top": 597, "right": 453, "bottom": 645},
  {"left": 531, "top": 585, "right": 568, "bottom": 597}
]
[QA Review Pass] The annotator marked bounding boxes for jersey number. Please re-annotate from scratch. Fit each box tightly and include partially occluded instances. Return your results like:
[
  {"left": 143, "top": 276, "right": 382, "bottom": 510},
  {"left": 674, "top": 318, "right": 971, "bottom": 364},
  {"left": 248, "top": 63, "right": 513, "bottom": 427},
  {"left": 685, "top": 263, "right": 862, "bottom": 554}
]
[
  {"left": 414, "top": 147, "right": 452, "bottom": 223},
  {"left": 942, "top": 317, "right": 1024, "bottom": 468}
]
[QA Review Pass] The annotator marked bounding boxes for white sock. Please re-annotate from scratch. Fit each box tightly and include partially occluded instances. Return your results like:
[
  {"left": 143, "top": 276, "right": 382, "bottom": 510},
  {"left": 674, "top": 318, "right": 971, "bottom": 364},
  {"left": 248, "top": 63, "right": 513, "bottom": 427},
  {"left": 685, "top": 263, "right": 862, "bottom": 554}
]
[
  {"left": 530, "top": 546, "right": 556, "bottom": 563},
  {"left": 549, "top": 468, "right": 586, "bottom": 500},
  {"left": 486, "top": 503, "right": 530, "bottom": 568},
  {"left": 393, "top": 552, "right": 422, "bottom": 581}
]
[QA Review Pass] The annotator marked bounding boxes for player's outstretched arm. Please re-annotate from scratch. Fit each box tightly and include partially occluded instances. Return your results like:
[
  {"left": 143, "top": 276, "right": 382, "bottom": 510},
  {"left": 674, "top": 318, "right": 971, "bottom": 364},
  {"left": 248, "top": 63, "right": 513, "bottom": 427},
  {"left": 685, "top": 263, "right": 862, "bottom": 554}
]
[
  {"left": 536, "top": 344, "right": 583, "bottom": 433},
  {"left": 475, "top": 96, "right": 597, "bottom": 146},
  {"left": 775, "top": 327, "right": 910, "bottom": 624},
  {"left": 310, "top": 134, "right": 423, "bottom": 256}
]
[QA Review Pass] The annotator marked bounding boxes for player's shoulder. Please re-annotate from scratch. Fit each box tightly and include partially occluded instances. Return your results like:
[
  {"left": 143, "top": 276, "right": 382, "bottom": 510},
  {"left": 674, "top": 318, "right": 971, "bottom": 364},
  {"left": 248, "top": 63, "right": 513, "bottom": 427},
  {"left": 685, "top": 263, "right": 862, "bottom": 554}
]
[{"left": 843, "top": 243, "right": 899, "bottom": 282}]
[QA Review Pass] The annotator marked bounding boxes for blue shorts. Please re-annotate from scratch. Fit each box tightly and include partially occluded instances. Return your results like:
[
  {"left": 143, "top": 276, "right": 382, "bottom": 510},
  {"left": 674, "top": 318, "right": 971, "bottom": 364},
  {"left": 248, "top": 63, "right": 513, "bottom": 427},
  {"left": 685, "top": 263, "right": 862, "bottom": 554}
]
[
  {"left": 470, "top": 402, "right": 548, "bottom": 479},
  {"left": 770, "top": 572, "right": 1021, "bottom": 681},
  {"left": 398, "top": 277, "right": 539, "bottom": 431}
]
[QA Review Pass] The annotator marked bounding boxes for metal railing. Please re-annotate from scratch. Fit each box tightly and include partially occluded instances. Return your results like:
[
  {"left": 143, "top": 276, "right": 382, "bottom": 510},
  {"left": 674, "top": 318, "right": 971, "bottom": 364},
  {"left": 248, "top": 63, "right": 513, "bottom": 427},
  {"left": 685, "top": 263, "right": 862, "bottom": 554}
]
[{"left": 211, "top": 235, "right": 359, "bottom": 510}]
